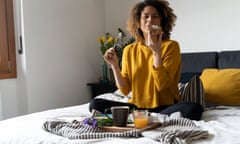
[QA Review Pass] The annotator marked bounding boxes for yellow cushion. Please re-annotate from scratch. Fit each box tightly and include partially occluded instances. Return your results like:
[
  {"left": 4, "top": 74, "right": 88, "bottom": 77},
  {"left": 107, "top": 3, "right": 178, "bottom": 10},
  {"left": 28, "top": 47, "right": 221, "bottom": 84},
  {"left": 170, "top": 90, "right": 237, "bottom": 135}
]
[{"left": 200, "top": 68, "right": 240, "bottom": 105}]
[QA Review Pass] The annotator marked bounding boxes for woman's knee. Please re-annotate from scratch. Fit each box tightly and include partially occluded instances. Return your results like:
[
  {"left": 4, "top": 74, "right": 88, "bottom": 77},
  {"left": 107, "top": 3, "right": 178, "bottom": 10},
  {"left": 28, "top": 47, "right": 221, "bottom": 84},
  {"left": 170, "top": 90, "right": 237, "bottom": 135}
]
[{"left": 160, "top": 102, "right": 203, "bottom": 120}]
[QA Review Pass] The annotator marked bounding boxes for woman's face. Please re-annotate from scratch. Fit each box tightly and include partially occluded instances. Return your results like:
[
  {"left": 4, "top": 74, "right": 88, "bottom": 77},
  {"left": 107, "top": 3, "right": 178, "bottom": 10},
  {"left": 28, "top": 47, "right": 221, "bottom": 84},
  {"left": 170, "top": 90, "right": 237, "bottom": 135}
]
[{"left": 140, "top": 6, "right": 161, "bottom": 36}]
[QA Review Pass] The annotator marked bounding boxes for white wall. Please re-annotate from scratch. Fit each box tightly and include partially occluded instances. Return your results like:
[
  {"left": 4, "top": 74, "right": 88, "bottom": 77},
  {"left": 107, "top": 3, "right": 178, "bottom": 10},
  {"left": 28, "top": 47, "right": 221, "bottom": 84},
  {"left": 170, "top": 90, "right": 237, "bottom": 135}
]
[
  {"left": 104, "top": 0, "right": 139, "bottom": 36},
  {"left": 1, "top": 0, "right": 240, "bottom": 120},
  {"left": 105, "top": 0, "right": 240, "bottom": 53},
  {"left": 169, "top": 0, "right": 240, "bottom": 52},
  {"left": 0, "top": 81, "right": 18, "bottom": 119},
  {"left": 22, "top": 0, "right": 105, "bottom": 113},
  {"left": 0, "top": 80, "right": 18, "bottom": 119},
  {"left": 0, "top": 92, "right": 2, "bottom": 120}
]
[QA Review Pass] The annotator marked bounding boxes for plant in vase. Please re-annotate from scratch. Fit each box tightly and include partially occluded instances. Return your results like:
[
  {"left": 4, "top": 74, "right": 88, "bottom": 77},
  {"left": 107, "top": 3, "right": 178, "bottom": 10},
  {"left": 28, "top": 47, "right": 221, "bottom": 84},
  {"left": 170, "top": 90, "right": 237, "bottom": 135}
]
[
  {"left": 98, "top": 32, "right": 117, "bottom": 83},
  {"left": 97, "top": 28, "right": 135, "bottom": 83}
]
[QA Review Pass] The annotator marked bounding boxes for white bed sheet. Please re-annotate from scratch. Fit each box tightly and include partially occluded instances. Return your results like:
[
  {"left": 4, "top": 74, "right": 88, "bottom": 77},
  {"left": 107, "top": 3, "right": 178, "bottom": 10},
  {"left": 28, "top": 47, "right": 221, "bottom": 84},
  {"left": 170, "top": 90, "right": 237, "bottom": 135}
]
[{"left": 0, "top": 101, "right": 240, "bottom": 144}]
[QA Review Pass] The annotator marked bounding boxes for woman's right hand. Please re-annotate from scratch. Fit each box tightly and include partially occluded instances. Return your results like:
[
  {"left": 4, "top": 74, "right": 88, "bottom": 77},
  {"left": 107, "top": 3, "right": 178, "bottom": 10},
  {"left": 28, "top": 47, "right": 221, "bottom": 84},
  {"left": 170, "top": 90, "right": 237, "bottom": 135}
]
[
  {"left": 103, "top": 47, "right": 119, "bottom": 67},
  {"left": 104, "top": 47, "right": 125, "bottom": 88}
]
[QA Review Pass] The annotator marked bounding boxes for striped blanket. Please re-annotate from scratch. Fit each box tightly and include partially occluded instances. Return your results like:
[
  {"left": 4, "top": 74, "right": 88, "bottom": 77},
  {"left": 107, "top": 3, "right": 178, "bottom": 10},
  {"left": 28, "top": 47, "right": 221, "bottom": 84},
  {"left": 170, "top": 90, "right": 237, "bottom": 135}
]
[{"left": 43, "top": 117, "right": 208, "bottom": 144}]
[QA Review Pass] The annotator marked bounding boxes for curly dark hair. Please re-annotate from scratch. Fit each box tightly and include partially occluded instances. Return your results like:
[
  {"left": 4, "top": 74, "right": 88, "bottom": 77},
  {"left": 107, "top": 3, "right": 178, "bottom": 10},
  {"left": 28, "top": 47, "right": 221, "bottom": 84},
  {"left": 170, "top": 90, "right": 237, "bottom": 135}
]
[{"left": 127, "top": 0, "right": 176, "bottom": 42}]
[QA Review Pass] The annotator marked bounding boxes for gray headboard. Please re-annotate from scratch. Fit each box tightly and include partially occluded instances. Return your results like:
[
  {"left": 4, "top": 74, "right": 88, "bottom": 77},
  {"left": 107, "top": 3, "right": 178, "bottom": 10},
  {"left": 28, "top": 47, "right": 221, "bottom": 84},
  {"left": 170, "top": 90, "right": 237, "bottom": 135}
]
[{"left": 180, "top": 50, "right": 240, "bottom": 83}]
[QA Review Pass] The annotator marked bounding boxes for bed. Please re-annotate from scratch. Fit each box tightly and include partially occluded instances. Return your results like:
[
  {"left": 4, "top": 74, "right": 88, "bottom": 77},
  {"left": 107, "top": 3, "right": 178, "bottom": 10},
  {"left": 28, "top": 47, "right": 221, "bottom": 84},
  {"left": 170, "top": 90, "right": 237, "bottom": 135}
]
[
  {"left": 0, "top": 50, "right": 240, "bottom": 144},
  {"left": 0, "top": 95, "right": 240, "bottom": 144}
]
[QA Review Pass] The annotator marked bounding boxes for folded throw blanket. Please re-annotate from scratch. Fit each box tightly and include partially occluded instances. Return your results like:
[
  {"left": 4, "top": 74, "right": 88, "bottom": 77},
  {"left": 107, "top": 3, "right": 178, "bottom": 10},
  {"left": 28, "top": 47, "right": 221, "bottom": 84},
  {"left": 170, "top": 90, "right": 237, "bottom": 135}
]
[
  {"left": 43, "top": 119, "right": 141, "bottom": 139},
  {"left": 142, "top": 118, "right": 209, "bottom": 144},
  {"left": 43, "top": 117, "right": 208, "bottom": 144}
]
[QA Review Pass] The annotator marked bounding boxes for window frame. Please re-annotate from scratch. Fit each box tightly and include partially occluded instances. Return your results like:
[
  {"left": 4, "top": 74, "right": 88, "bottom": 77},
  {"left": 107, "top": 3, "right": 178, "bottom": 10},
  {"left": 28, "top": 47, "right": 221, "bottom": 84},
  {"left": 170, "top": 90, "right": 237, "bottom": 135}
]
[{"left": 0, "top": 0, "right": 17, "bottom": 79}]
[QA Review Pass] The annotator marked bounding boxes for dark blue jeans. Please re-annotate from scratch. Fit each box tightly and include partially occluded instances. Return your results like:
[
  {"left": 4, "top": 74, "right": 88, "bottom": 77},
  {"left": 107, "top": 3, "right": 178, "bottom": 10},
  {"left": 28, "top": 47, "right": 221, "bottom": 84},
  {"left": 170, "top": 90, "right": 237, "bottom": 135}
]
[{"left": 89, "top": 98, "right": 203, "bottom": 121}]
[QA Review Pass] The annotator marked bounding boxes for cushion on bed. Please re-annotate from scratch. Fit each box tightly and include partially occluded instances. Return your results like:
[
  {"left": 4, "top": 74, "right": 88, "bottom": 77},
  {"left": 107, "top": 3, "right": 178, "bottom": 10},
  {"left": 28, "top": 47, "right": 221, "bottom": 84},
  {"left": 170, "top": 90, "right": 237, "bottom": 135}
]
[
  {"left": 179, "top": 75, "right": 205, "bottom": 108},
  {"left": 200, "top": 68, "right": 240, "bottom": 105}
]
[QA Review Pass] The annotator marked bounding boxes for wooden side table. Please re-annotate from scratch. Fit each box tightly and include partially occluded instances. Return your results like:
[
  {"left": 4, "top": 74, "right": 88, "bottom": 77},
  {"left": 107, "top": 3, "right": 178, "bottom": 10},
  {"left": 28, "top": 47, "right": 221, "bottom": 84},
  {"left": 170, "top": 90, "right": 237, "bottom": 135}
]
[{"left": 87, "top": 82, "right": 117, "bottom": 99}]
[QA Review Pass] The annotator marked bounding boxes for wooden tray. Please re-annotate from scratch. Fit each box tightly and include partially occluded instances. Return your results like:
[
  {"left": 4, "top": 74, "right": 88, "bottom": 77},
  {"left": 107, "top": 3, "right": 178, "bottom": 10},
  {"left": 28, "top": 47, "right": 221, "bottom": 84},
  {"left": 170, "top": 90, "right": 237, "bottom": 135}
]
[
  {"left": 100, "top": 122, "right": 161, "bottom": 132},
  {"left": 100, "top": 124, "right": 135, "bottom": 132}
]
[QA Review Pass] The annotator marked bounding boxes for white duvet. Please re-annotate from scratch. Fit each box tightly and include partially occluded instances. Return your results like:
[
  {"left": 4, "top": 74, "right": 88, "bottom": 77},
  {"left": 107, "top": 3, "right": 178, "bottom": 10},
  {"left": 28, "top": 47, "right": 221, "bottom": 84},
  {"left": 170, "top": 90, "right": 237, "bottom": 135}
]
[{"left": 0, "top": 96, "right": 240, "bottom": 144}]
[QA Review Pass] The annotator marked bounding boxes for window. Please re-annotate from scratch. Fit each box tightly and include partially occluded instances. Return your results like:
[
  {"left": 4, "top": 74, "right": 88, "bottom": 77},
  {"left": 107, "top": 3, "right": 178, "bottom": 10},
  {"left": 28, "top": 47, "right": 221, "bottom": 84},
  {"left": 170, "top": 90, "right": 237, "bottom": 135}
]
[{"left": 0, "top": 0, "right": 17, "bottom": 79}]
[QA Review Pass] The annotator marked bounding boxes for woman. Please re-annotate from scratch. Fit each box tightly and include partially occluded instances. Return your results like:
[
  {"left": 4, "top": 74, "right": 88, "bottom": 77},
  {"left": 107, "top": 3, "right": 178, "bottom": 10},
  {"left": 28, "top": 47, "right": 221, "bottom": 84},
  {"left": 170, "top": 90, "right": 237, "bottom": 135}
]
[{"left": 89, "top": 0, "right": 204, "bottom": 120}]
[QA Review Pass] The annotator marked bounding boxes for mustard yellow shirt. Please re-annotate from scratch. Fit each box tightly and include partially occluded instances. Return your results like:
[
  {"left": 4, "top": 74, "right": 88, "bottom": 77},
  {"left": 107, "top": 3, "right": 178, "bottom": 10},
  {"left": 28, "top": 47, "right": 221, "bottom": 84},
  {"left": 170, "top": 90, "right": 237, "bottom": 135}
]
[{"left": 118, "top": 40, "right": 181, "bottom": 108}]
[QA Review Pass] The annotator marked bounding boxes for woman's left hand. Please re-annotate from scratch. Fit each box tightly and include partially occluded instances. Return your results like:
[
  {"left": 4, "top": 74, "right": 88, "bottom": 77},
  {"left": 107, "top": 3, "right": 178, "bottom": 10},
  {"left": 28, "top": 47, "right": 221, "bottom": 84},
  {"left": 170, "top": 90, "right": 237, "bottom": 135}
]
[
  {"left": 145, "top": 29, "right": 164, "bottom": 68},
  {"left": 146, "top": 30, "right": 163, "bottom": 54}
]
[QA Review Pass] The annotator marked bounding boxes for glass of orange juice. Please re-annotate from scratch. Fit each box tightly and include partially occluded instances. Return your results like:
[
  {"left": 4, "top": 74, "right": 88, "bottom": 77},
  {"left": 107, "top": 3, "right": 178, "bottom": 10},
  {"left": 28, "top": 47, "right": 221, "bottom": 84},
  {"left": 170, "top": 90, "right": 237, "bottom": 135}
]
[{"left": 133, "top": 110, "right": 148, "bottom": 129}]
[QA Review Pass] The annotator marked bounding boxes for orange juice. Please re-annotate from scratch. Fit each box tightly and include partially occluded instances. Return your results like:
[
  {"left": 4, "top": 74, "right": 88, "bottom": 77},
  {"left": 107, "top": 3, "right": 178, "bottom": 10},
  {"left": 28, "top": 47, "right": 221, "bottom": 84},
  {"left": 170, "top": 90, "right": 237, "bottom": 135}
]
[{"left": 134, "top": 118, "right": 148, "bottom": 128}]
